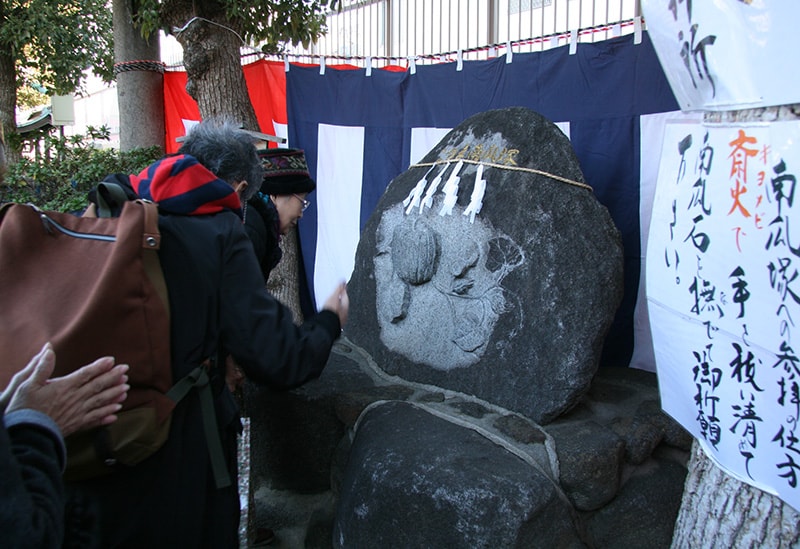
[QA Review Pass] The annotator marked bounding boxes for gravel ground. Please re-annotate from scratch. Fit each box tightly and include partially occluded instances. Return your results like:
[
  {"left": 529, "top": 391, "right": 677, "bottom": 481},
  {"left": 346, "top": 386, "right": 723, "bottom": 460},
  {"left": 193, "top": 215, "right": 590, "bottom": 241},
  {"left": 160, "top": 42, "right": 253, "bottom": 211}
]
[{"left": 238, "top": 417, "right": 251, "bottom": 547}]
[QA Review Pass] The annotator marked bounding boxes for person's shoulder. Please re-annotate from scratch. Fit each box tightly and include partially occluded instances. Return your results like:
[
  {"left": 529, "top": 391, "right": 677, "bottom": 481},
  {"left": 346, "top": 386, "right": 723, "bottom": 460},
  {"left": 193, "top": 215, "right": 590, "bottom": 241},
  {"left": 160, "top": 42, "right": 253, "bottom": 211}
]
[
  {"left": 158, "top": 210, "right": 248, "bottom": 252},
  {"left": 159, "top": 209, "right": 243, "bottom": 229},
  {"left": 101, "top": 173, "right": 133, "bottom": 187}
]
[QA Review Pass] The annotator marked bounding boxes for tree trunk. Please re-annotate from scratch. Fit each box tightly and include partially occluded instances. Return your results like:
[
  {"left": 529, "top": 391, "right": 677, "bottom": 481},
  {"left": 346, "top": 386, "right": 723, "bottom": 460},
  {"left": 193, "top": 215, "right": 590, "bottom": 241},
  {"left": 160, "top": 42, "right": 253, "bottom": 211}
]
[
  {"left": 168, "top": 14, "right": 259, "bottom": 131},
  {"left": 112, "top": 0, "right": 165, "bottom": 152},
  {"left": 267, "top": 227, "right": 304, "bottom": 324},
  {"left": 0, "top": 39, "right": 18, "bottom": 167},
  {"left": 671, "top": 440, "right": 800, "bottom": 548}
]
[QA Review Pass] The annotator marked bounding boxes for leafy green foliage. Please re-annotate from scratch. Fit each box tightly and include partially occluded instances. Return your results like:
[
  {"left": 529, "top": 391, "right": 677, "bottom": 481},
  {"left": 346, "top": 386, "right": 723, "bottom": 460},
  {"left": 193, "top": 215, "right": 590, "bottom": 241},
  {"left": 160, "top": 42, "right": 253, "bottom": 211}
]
[
  {"left": 1, "top": 128, "right": 162, "bottom": 212},
  {"left": 15, "top": 82, "right": 49, "bottom": 110},
  {"left": 1, "top": 0, "right": 115, "bottom": 162},
  {"left": 134, "top": 0, "right": 340, "bottom": 54},
  {"left": 0, "top": 0, "right": 114, "bottom": 96}
]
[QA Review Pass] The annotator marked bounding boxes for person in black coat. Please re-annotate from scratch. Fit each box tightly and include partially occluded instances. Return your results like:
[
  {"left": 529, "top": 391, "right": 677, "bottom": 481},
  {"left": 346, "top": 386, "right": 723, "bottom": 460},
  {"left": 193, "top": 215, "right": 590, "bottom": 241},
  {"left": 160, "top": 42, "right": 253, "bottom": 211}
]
[
  {"left": 244, "top": 147, "right": 315, "bottom": 282},
  {"left": 66, "top": 119, "right": 349, "bottom": 548},
  {"left": 0, "top": 343, "right": 129, "bottom": 549},
  {"left": 226, "top": 148, "right": 316, "bottom": 394}
]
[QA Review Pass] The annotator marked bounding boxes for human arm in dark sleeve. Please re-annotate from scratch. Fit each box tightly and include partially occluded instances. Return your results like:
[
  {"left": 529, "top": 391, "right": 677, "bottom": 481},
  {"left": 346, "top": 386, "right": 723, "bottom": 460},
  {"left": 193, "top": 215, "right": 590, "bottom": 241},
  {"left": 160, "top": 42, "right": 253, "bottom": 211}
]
[
  {"left": 0, "top": 410, "right": 66, "bottom": 549},
  {"left": 220, "top": 223, "right": 346, "bottom": 389},
  {"left": 0, "top": 343, "right": 127, "bottom": 548}
]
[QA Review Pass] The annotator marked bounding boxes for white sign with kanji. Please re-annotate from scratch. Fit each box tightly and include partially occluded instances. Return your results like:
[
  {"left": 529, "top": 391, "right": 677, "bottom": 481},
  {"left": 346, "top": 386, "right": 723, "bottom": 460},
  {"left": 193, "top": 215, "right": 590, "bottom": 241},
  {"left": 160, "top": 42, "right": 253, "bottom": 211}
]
[
  {"left": 642, "top": 1, "right": 800, "bottom": 111},
  {"left": 647, "top": 119, "right": 800, "bottom": 511}
]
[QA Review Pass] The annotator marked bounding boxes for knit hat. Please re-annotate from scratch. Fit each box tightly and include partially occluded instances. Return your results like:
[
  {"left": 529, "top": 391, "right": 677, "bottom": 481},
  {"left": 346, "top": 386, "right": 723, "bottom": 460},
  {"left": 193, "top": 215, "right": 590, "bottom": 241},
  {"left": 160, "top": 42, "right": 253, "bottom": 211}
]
[{"left": 258, "top": 148, "right": 316, "bottom": 195}]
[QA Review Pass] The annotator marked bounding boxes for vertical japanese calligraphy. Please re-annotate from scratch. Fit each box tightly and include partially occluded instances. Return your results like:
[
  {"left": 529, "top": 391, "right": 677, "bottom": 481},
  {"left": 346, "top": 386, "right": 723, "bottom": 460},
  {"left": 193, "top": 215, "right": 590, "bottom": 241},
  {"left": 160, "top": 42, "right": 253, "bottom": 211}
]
[
  {"left": 668, "top": 0, "right": 717, "bottom": 99},
  {"left": 642, "top": 2, "right": 800, "bottom": 111},
  {"left": 647, "top": 120, "right": 800, "bottom": 511}
]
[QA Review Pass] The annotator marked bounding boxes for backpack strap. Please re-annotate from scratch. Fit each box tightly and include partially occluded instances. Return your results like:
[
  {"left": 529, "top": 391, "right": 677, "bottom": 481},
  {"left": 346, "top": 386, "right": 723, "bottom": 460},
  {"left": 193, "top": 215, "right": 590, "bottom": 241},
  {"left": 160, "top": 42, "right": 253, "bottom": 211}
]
[
  {"left": 138, "top": 199, "right": 161, "bottom": 250},
  {"left": 168, "top": 363, "right": 231, "bottom": 489},
  {"left": 88, "top": 184, "right": 170, "bottom": 331},
  {"left": 94, "top": 181, "right": 131, "bottom": 218},
  {"left": 0, "top": 202, "right": 13, "bottom": 218}
]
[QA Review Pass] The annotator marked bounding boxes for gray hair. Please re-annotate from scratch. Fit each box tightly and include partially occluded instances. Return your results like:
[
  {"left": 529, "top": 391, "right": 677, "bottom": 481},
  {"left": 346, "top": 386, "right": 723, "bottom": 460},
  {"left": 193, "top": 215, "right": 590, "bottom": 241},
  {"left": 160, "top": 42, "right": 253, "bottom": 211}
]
[{"left": 177, "top": 118, "right": 263, "bottom": 201}]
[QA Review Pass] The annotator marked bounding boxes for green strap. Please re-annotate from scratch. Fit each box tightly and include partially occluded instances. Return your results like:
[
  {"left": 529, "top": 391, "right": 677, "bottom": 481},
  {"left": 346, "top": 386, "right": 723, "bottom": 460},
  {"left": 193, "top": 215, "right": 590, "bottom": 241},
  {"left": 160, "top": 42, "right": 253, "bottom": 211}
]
[
  {"left": 95, "top": 182, "right": 130, "bottom": 218},
  {"left": 167, "top": 366, "right": 232, "bottom": 489}
]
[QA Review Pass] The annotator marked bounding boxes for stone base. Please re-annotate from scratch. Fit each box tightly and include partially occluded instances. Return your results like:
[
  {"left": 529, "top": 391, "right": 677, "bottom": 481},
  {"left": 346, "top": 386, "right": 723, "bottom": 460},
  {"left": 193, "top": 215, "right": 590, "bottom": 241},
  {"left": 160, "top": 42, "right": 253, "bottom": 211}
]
[{"left": 243, "top": 339, "right": 691, "bottom": 548}]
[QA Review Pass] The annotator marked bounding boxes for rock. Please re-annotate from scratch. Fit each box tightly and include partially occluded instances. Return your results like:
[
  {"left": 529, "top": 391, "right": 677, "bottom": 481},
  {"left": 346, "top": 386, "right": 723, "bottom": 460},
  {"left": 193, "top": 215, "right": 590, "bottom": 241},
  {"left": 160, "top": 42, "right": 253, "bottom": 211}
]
[
  {"left": 494, "top": 414, "right": 548, "bottom": 445},
  {"left": 245, "top": 385, "right": 344, "bottom": 493},
  {"left": 247, "top": 340, "right": 690, "bottom": 548},
  {"left": 346, "top": 106, "right": 623, "bottom": 424},
  {"left": 245, "top": 109, "right": 685, "bottom": 548},
  {"left": 244, "top": 343, "right": 375, "bottom": 493},
  {"left": 548, "top": 420, "right": 625, "bottom": 511},
  {"left": 584, "top": 456, "right": 687, "bottom": 549},
  {"left": 333, "top": 385, "right": 414, "bottom": 427},
  {"left": 333, "top": 401, "right": 584, "bottom": 548}
]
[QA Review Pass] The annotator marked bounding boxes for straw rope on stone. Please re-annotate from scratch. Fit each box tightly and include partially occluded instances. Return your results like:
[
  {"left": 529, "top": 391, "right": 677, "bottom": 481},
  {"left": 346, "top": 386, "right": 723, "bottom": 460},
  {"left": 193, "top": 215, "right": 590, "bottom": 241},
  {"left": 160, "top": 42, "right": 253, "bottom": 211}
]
[{"left": 411, "top": 157, "right": 593, "bottom": 192}]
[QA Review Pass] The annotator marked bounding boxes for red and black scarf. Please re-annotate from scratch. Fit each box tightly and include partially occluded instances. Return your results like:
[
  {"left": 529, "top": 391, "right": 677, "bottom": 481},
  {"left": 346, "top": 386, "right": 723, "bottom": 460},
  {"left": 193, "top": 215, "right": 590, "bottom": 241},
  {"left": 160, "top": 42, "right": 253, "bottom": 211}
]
[{"left": 130, "top": 154, "right": 243, "bottom": 219}]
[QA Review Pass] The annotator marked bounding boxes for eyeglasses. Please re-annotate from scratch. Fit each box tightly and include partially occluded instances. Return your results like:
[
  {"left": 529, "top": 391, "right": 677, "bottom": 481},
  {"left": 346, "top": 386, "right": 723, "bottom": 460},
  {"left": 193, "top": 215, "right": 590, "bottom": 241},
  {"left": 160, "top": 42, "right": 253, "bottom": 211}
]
[{"left": 292, "top": 194, "right": 311, "bottom": 212}]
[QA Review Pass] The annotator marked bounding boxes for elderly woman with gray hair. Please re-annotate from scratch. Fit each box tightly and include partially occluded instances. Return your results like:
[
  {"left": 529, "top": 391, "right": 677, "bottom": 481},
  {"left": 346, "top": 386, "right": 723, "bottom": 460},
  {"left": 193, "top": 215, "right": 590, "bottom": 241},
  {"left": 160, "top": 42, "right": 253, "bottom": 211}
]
[{"left": 65, "top": 118, "right": 349, "bottom": 548}]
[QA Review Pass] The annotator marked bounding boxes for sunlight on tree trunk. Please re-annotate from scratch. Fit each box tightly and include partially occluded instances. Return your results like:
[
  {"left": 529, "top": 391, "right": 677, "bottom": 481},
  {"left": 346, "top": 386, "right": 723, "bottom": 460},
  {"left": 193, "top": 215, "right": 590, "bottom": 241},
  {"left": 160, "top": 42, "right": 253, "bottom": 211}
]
[
  {"left": 671, "top": 441, "right": 800, "bottom": 548},
  {"left": 267, "top": 227, "right": 304, "bottom": 325},
  {"left": 173, "top": 19, "right": 259, "bottom": 131},
  {"left": 113, "top": 0, "right": 165, "bottom": 152}
]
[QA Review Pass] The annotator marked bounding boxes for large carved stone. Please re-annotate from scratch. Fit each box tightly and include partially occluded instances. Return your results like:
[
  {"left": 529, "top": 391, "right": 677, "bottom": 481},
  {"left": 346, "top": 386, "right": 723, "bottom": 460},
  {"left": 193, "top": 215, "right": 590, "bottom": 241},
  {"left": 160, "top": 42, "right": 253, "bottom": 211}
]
[
  {"left": 347, "top": 107, "right": 624, "bottom": 423},
  {"left": 333, "top": 401, "right": 584, "bottom": 548}
]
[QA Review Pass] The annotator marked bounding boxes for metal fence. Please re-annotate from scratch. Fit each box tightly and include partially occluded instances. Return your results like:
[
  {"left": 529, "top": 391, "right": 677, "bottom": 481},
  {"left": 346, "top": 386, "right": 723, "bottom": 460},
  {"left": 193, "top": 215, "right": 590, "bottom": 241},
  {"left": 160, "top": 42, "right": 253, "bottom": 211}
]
[
  {"left": 160, "top": 0, "right": 644, "bottom": 69},
  {"left": 278, "top": 0, "right": 642, "bottom": 66}
]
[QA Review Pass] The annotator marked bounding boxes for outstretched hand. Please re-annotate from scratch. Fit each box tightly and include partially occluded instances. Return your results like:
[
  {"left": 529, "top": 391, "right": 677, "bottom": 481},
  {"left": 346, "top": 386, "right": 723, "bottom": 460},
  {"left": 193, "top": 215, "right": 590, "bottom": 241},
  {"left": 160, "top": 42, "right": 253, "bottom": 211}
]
[
  {"left": 4, "top": 343, "right": 129, "bottom": 437},
  {"left": 322, "top": 281, "right": 350, "bottom": 329}
]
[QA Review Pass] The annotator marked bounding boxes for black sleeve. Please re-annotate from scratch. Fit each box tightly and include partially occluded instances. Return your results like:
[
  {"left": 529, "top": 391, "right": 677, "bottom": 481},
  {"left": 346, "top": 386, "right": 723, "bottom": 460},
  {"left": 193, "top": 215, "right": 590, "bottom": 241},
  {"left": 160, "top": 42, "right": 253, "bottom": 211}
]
[
  {"left": 0, "top": 411, "right": 66, "bottom": 548},
  {"left": 220, "top": 220, "right": 341, "bottom": 389}
]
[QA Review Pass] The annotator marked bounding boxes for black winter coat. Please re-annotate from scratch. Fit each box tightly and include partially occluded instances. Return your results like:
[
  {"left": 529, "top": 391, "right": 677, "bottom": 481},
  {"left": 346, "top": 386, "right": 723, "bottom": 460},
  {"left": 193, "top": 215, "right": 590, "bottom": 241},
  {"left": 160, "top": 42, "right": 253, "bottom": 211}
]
[
  {"left": 66, "top": 207, "right": 340, "bottom": 548},
  {"left": 1, "top": 410, "right": 66, "bottom": 548}
]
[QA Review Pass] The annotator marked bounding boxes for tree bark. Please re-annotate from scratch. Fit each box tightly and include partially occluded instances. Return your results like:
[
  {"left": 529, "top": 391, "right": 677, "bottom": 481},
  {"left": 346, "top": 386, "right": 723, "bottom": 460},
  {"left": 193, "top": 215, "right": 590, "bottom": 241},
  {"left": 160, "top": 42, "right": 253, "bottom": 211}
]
[
  {"left": 267, "top": 227, "right": 304, "bottom": 324},
  {"left": 112, "top": 0, "right": 165, "bottom": 152},
  {"left": 0, "top": 37, "right": 18, "bottom": 166},
  {"left": 166, "top": 10, "right": 259, "bottom": 131},
  {"left": 671, "top": 441, "right": 800, "bottom": 548}
]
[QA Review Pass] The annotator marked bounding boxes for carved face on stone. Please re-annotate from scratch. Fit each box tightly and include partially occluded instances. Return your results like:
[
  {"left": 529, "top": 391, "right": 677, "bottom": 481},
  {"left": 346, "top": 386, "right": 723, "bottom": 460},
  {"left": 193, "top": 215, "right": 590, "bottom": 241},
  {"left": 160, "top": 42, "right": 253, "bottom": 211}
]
[{"left": 374, "top": 198, "right": 523, "bottom": 370}]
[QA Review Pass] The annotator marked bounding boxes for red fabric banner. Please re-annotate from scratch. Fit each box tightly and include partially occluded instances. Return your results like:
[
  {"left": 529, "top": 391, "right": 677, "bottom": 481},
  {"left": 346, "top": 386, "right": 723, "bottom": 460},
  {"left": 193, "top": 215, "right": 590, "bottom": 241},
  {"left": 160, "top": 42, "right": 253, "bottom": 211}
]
[{"left": 163, "top": 59, "right": 288, "bottom": 153}]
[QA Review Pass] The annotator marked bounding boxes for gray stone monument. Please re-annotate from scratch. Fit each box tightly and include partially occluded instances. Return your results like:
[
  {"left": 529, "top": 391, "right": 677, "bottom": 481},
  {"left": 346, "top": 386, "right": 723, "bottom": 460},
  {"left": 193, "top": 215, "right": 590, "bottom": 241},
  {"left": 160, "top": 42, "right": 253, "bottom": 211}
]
[{"left": 347, "top": 106, "right": 624, "bottom": 423}]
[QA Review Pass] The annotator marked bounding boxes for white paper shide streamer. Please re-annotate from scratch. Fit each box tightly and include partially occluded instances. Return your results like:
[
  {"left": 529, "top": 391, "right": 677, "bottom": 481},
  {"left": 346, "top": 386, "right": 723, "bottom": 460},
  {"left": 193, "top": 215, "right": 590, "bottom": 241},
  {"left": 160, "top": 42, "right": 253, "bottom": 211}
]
[
  {"left": 403, "top": 165, "right": 435, "bottom": 215},
  {"left": 403, "top": 160, "right": 485, "bottom": 222},
  {"left": 421, "top": 167, "right": 444, "bottom": 211},
  {"left": 438, "top": 161, "right": 463, "bottom": 216},
  {"left": 463, "top": 163, "right": 486, "bottom": 223}
]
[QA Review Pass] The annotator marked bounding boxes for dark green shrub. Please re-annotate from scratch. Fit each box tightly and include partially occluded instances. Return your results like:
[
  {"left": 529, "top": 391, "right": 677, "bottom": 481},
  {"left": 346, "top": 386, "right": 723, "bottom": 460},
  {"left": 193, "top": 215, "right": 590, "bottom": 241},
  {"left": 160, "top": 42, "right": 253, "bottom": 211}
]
[{"left": 1, "top": 126, "right": 163, "bottom": 212}]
